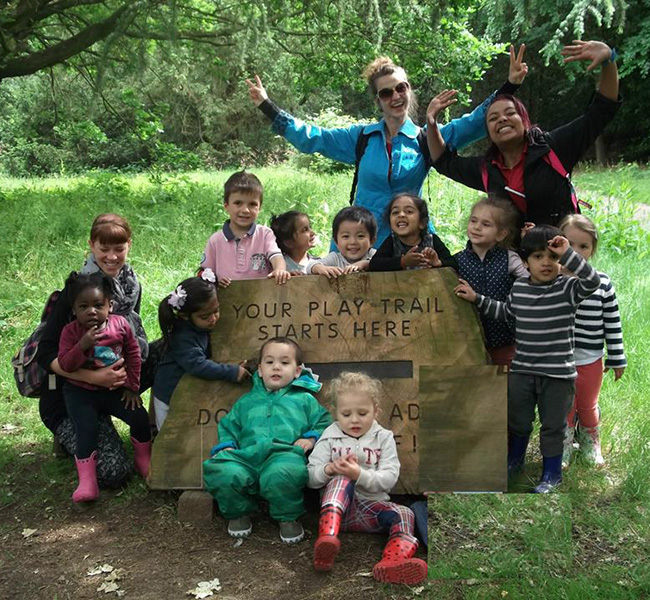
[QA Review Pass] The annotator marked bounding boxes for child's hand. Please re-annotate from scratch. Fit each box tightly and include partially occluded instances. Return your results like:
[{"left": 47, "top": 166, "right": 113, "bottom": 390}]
[
  {"left": 454, "top": 278, "right": 477, "bottom": 303},
  {"left": 218, "top": 276, "right": 232, "bottom": 288},
  {"left": 294, "top": 438, "right": 315, "bottom": 452},
  {"left": 245, "top": 74, "right": 269, "bottom": 106},
  {"left": 312, "top": 264, "right": 344, "bottom": 279},
  {"left": 521, "top": 222, "right": 535, "bottom": 238},
  {"left": 268, "top": 268, "right": 290, "bottom": 285},
  {"left": 604, "top": 366, "right": 625, "bottom": 381},
  {"left": 401, "top": 247, "right": 429, "bottom": 269},
  {"left": 422, "top": 247, "right": 442, "bottom": 268},
  {"left": 236, "top": 363, "right": 250, "bottom": 382},
  {"left": 332, "top": 454, "right": 361, "bottom": 480},
  {"left": 79, "top": 326, "right": 103, "bottom": 351},
  {"left": 426, "top": 89, "right": 458, "bottom": 127},
  {"left": 342, "top": 264, "right": 361, "bottom": 274},
  {"left": 122, "top": 389, "right": 143, "bottom": 410},
  {"left": 548, "top": 235, "right": 570, "bottom": 257}
]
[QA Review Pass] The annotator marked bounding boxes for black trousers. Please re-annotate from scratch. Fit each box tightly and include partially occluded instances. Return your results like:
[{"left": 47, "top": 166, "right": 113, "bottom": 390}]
[
  {"left": 63, "top": 384, "right": 150, "bottom": 459},
  {"left": 508, "top": 372, "right": 575, "bottom": 457}
]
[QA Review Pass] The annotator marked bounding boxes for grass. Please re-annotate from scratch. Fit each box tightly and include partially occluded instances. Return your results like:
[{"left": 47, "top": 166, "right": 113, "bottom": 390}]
[{"left": 1, "top": 164, "right": 649, "bottom": 597}]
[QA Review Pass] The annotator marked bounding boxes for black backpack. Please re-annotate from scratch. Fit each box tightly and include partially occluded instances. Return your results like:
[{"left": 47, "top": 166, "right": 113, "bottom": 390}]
[{"left": 349, "top": 128, "right": 430, "bottom": 204}]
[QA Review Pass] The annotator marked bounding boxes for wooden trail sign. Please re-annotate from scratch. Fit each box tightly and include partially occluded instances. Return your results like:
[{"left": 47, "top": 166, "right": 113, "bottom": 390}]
[{"left": 149, "top": 268, "right": 507, "bottom": 493}]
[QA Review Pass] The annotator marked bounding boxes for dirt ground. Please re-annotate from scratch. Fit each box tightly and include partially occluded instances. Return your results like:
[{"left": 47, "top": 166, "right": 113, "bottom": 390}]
[{"left": 0, "top": 463, "right": 425, "bottom": 600}]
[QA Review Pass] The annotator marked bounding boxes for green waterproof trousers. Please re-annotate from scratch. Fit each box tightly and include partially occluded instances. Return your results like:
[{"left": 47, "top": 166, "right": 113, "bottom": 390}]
[{"left": 203, "top": 440, "right": 308, "bottom": 521}]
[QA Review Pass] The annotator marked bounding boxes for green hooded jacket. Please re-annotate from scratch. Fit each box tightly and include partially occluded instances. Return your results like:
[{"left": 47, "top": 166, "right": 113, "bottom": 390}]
[{"left": 212, "top": 369, "right": 332, "bottom": 453}]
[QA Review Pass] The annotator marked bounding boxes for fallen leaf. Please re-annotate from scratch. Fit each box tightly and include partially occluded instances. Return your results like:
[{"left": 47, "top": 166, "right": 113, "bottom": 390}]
[
  {"left": 21, "top": 528, "right": 37, "bottom": 538},
  {"left": 186, "top": 578, "right": 222, "bottom": 598},
  {"left": 97, "top": 581, "right": 120, "bottom": 594},
  {"left": 105, "top": 570, "right": 123, "bottom": 582},
  {"left": 87, "top": 564, "right": 114, "bottom": 576},
  {"left": 233, "top": 538, "right": 243, "bottom": 548}
]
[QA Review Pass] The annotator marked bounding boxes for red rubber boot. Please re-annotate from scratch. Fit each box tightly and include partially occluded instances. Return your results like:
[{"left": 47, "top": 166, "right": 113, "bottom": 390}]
[
  {"left": 72, "top": 451, "right": 99, "bottom": 503},
  {"left": 373, "top": 533, "right": 427, "bottom": 585},
  {"left": 131, "top": 437, "right": 151, "bottom": 478},
  {"left": 313, "top": 506, "right": 343, "bottom": 571}
]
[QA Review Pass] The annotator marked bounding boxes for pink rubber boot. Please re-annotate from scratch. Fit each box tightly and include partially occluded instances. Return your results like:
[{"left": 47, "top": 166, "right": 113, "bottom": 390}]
[
  {"left": 131, "top": 437, "right": 151, "bottom": 478},
  {"left": 373, "top": 533, "right": 428, "bottom": 585},
  {"left": 72, "top": 451, "right": 99, "bottom": 503}
]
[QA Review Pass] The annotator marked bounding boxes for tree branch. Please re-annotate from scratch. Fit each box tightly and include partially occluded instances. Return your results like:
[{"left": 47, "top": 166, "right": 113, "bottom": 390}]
[{"left": 0, "top": 3, "right": 131, "bottom": 80}]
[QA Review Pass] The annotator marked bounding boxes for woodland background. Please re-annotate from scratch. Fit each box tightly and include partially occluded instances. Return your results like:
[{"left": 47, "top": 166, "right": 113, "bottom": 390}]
[{"left": 1, "top": 0, "right": 649, "bottom": 177}]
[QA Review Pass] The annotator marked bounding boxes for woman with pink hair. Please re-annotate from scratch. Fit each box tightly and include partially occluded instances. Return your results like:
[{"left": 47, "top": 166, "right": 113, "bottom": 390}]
[{"left": 426, "top": 41, "right": 620, "bottom": 228}]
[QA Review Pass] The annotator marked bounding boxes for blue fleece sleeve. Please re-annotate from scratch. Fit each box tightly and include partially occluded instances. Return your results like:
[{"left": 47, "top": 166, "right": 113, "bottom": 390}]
[{"left": 259, "top": 99, "right": 362, "bottom": 164}]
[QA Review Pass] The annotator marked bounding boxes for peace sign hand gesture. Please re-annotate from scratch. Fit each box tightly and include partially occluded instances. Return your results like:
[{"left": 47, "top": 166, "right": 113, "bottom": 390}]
[
  {"left": 508, "top": 44, "right": 528, "bottom": 85},
  {"left": 245, "top": 74, "right": 268, "bottom": 107}
]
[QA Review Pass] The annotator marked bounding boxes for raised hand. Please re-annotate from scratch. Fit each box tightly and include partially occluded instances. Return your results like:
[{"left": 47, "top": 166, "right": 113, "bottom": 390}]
[
  {"left": 547, "top": 235, "right": 570, "bottom": 257},
  {"left": 245, "top": 74, "right": 269, "bottom": 107},
  {"left": 426, "top": 90, "right": 458, "bottom": 127},
  {"left": 508, "top": 44, "right": 528, "bottom": 85},
  {"left": 561, "top": 40, "right": 612, "bottom": 72}
]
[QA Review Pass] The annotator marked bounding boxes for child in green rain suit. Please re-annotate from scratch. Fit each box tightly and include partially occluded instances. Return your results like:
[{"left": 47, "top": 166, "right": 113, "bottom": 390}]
[{"left": 203, "top": 337, "right": 332, "bottom": 544}]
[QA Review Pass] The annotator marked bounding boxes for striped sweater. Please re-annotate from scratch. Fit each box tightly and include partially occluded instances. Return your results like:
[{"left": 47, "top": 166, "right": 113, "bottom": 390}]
[
  {"left": 574, "top": 271, "right": 626, "bottom": 368},
  {"left": 476, "top": 247, "right": 600, "bottom": 379}
]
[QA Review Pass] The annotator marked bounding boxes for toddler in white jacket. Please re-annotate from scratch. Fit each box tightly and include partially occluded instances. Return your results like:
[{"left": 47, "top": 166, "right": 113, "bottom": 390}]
[{"left": 307, "top": 372, "right": 426, "bottom": 585}]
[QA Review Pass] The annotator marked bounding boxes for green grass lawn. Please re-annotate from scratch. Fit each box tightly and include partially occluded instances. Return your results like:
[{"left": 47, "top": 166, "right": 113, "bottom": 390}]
[{"left": 1, "top": 165, "right": 649, "bottom": 598}]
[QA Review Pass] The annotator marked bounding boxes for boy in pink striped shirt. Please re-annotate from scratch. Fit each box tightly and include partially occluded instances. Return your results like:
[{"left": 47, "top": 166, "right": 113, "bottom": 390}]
[{"left": 199, "top": 171, "right": 290, "bottom": 287}]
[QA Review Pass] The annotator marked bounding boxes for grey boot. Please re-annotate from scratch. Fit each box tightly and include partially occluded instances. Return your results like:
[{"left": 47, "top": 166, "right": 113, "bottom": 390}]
[
  {"left": 579, "top": 425, "right": 605, "bottom": 466},
  {"left": 562, "top": 426, "right": 576, "bottom": 469}
]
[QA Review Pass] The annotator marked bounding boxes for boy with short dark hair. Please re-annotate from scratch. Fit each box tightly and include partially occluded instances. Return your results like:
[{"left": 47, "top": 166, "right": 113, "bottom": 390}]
[
  {"left": 203, "top": 337, "right": 332, "bottom": 544},
  {"left": 455, "top": 225, "right": 600, "bottom": 493},
  {"left": 199, "top": 171, "right": 290, "bottom": 287},
  {"left": 307, "top": 206, "right": 377, "bottom": 277}
]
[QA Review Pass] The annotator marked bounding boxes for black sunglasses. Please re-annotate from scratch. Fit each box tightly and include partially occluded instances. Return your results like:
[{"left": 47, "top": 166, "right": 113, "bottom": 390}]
[{"left": 376, "top": 81, "right": 410, "bottom": 100}]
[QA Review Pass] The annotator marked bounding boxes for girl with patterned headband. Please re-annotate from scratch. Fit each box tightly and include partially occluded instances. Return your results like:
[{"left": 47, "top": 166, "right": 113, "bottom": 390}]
[{"left": 152, "top": 270, "right": 249, "bottom": 431}]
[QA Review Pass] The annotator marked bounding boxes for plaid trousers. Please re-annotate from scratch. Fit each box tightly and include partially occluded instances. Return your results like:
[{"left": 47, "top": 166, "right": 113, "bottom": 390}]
[{"left": 321, "top": 475, "right": 415, "bottom": 540}]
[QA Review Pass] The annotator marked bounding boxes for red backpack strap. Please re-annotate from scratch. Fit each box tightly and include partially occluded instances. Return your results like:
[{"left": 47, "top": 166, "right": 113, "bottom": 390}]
[
  {"left": 480, "top": 160, "right": 489, "bottom": 192},
  {"left": 543, "top": 149, "right": 591, "bottom": 211}
]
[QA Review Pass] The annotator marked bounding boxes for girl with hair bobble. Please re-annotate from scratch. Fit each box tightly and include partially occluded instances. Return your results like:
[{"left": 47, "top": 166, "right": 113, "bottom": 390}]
[
  {"left": 559, "top": 214, "right": 626, "bottom": 467},
  {"left": 270, "top": 211, "right": 319, "bottom": 273},
  {"left": 152, "top": 270, "right": 249, "bottom": 431},
  {"left": 369, "top": 193, "right": 457, "bottom": 271},
  {"left": 307, "top": 372, "right": 427, "bottom": 585},
  {"left": 247, "top": 49, "right": 526, "bottom": 245}
]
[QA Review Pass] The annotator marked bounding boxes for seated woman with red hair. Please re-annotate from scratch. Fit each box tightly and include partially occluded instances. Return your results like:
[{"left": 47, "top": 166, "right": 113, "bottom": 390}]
[{"left": 426, "top": 41, "right": 621, "bottom": 228}]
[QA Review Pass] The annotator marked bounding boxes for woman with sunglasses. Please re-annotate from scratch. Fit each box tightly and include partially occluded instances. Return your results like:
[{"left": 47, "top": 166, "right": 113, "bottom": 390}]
[
  {"left": 425, "top": 41, "right": 620, "bottom": 228},
  {"left": 246, "top": 48, "right": 527, "bottom": 245}
]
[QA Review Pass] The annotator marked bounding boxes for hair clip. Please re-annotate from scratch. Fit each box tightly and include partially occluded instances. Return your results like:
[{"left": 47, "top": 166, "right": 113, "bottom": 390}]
[
  {"left": 201, "top": 268, "right": 217, "bottom": 283},
  {"left": 168, "top": 285, "right": 187, "bottom": 310}
]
